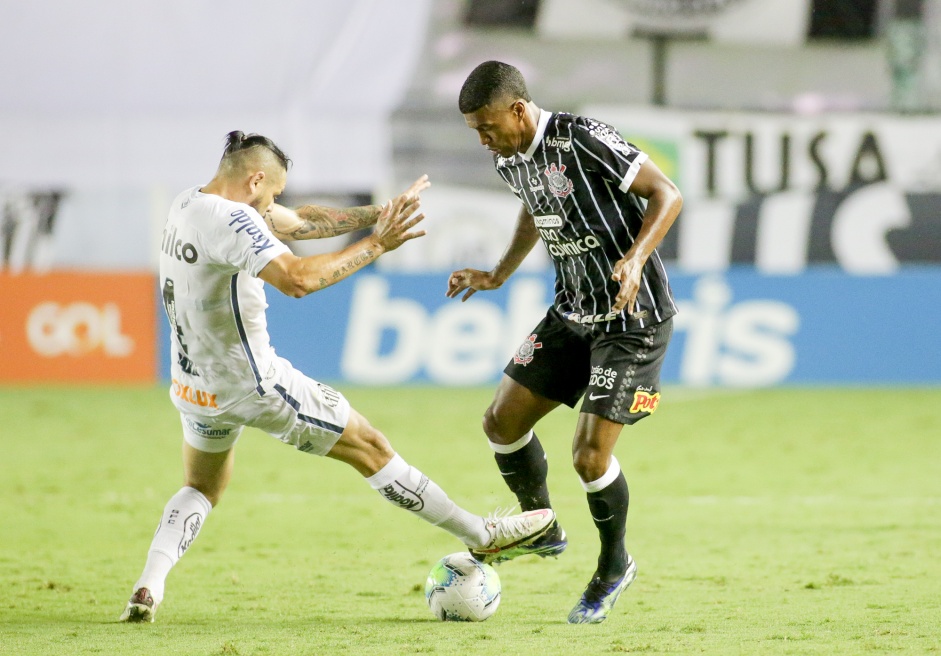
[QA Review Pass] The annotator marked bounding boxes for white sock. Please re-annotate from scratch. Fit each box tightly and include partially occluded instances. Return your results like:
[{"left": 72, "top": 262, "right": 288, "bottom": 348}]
[
  {"left": 133, "top": 486, "right": 212, "bottom": 603},
  {"left": 366, "top": 454, "right": 489, "bottom": 547}
]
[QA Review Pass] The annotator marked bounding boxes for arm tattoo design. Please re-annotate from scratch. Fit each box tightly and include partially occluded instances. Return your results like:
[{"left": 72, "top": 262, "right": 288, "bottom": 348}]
[
  {"left": 291, "top": 205, "right": 381, "bottom": 240},
  {"left": 330, "top": 249, "right": 375, "bottom": 280}
]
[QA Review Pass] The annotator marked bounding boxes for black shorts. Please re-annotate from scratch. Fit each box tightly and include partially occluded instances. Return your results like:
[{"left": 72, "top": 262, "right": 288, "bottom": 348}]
[{"left": 504, "top": 307, "right": 673, "bottom": 425}]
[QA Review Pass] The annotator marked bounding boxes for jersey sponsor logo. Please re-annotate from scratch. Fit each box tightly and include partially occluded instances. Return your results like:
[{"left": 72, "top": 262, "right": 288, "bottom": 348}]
[
  {"left": 544, "top": 136, "right": 572, "bottom": 152},
  {"left": 589, "top": 365, "right": 618, "bottom": 390},
  {"left": 629, "top": 389, "right": 660, "bottom": 414},
  {"left": 528, "top": 175, "right": 545, "bottom": 192},
  {"left": 540, "top": 230, "right": 602, "bottom": 259},
  {"left": 161, "top": 225, "right": 199, "bottom": 264},
  {"left": 544, "top": 163, "right": 574, "bottom": 198},
  {"left": 586, "top": 120, "right": 635, "bottom": 156},
  {"left": 513, "top": 333, "right": 543, "bottom": 366},
  {"left": 563, "top": 310, "right": 619, "bottom": 325},
  {"left": 533, "top": 215, "right": 563, "bottom": 228},
  {"left": 184, "top": 417, "right": 232, "bottom": 439},
  {"left": 228, "top": 209, "right": 275, "bottom": 255},
  {"left": 171, "top": 378, "right": 218, "bottom": 409}
]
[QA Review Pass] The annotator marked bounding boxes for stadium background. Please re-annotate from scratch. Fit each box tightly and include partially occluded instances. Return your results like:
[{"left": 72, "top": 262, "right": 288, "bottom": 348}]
[{"left": 2, "top": 0, "right": 939, "bottom": 387}]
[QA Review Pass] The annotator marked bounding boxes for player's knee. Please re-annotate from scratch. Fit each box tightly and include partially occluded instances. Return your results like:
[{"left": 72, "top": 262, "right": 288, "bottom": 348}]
[
  {"left": 330, "top": 413, "right": 395, "bottom": 476},
  {"left": 359, "top": 424, "right": 394, "bottom": 461},
  {"left": 481, "top": 404, "right": 501, "bottom": 441},
  {"left": 483, "top": 399, "right": 525, "bottom": 444},
  {"left": 572, "top": 447, "right": 607, "bottom": 483}
]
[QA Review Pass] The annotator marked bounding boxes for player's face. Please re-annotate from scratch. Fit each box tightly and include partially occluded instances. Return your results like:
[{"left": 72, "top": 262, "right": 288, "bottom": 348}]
[{"left": 464, "top": 101, "right": 527, "bottom": 158}]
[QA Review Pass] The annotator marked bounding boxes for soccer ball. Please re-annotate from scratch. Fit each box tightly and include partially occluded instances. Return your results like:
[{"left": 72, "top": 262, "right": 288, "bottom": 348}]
[{"left": 424, "top": 552, "right": 501, "bottom": 622}]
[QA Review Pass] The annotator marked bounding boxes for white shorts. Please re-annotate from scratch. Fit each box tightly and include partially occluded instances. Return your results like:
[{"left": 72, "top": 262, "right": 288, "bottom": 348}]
[{"left": 180, "top": 357, "right": 351, "bottom": 456}]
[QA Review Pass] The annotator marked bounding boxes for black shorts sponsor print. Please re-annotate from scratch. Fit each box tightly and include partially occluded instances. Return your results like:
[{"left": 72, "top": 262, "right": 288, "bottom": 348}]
[{"left": 504, "top": 308, "right": 672, "bottom": 425}]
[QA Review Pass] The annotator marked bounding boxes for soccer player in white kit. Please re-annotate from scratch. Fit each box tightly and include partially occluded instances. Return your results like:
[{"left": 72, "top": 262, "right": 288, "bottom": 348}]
[{"left": 119, "top": 131, "right": 554, "bottom": 622}]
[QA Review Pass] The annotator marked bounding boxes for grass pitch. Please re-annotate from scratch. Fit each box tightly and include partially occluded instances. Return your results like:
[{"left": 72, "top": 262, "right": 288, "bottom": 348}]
[{"left": 1, "top": 385, "right": 939, "bottom": 655}]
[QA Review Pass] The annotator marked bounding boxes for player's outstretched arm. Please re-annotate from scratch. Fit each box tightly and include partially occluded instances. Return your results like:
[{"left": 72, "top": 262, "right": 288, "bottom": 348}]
[
  {"left": 259, "top": 194, "right": 426, "bottom": 298},
  {"left": 264, "top": 175, "right": 430, "bottom": 241},
  {"left": 610, "top": 159, "right": 683, "bottom": 314},
  {"left": 446, "top": 205, "right": 539, "bottom": 302}
]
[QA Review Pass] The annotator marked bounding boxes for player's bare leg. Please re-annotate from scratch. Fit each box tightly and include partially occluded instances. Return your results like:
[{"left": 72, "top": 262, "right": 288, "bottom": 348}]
[
  {"left": 326, "top": 408, "right": 554, "bottom": 563},
  {"left": 120, "top": 444, "right": 233, "bottom": 622},
  {"left": 482, "top": 375, "right": 567, "bottom": 559},
  {"left": 568, "top": 413, "right": 636, "bottom": 624}
]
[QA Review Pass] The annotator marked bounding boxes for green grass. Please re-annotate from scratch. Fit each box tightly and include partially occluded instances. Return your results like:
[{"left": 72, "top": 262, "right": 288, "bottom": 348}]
[{"left": 1, "top": 386, "right": 940, "bottom": 655}]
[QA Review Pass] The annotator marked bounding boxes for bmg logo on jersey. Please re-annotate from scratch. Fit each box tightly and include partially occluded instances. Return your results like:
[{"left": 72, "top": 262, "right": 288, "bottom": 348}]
[
  {"left": 544, "top": 136, "right": 572, "bottom": 152},
  {"left": 26, "top": 302, "right": 134, "bottom": 357}
]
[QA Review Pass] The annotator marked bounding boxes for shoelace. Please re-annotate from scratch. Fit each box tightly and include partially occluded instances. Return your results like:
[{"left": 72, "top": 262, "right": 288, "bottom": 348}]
[{"left": 483, "top": 504, "right": 527, "bottom": 542}]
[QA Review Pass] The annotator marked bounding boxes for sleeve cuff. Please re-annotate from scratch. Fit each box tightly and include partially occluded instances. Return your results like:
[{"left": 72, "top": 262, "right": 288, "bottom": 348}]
[{"left": 618, "top": 151, "right": 648, "bottom": 193}]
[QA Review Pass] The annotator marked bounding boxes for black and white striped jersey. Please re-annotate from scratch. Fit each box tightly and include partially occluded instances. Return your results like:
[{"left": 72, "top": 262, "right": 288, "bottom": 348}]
[{"left": 494, "top": 109, "right": 677, "bottom": 333}]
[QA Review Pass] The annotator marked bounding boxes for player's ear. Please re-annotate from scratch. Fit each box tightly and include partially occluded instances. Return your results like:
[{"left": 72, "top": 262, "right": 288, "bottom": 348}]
[
  {"left": 248, "top": 170, "right": 265, "bottom": 192},
  {"left": 511, "top": 100, "right": 526, "bottom": 121}
]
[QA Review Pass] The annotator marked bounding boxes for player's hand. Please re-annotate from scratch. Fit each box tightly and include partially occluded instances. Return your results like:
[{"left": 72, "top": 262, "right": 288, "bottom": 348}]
[
  {"left": 372, "top": 194, "right": 426, "bottom": 253},
  {"left": 446, "top": 269, "right": 501, "bottom": 302},
  {"left": 611, "top": 256, "right": 644, "bottom": 314},
  {"left": 400, "top": 174, "right": 431, "bottom": 200}
]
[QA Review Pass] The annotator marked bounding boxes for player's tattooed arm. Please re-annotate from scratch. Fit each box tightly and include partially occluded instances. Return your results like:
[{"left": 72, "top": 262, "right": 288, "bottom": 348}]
[
  {"left": 265, "top": 175, "right": 430, "bottom": 242},
  {"left": 258, "top": 194, "right": 425, "bottom": 298},
  {"left": 295, "top": 205, "right": 382, "bottom": 239},
  {"left": 264, "top": 204, "right": 380, "bottom": 241},
  {"left": 328, "top": 248, "right": 377, "bottom": 281}
]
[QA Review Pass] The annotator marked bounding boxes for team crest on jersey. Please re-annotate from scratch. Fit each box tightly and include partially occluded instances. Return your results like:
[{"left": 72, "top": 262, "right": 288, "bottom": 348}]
[
  {"left": 513, "top": 334, "right": 543, "bottom": 366},
  {"left": 544, "top": 163, "right": 574, "bottom": 198}
]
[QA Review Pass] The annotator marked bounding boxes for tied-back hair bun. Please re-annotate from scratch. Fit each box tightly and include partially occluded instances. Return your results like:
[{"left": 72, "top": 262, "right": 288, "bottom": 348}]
[
  {"left": 220, "top": 130, "right": 292, "bottom": 169},
  {"left": 224, "top": 130, "right": 246, "bottom": 153}
]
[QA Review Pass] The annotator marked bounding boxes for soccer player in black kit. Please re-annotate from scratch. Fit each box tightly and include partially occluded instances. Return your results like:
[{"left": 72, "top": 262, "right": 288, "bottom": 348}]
[{"left": 448, "top": 61, "right": 683, "bottom": 624}]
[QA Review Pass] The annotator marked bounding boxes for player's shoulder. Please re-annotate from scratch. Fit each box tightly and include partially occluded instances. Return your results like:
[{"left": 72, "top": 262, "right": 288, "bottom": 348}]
[
  {"left": 182, "top": 188, "right": 263, "bottom": 228},
  {"left": 567, "top": 114, "right": 638, "bottom": 156}
]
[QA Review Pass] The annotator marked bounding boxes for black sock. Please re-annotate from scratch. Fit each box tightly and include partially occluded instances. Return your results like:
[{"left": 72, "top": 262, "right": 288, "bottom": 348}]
[
  {"left": 493, "top": 433, "right": 552, "bottom": 511},
  {"left": 586, "top": 471, "right": 630, "bottom": 582}
]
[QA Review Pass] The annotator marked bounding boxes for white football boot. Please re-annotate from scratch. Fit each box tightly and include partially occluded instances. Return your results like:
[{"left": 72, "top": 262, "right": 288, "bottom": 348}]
[{"left": 470, "top": 508, "right": 555, "bottom": 564}]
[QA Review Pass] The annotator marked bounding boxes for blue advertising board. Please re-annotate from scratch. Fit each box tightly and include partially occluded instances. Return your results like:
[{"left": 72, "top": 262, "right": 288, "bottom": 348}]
[{"left": 160, "top": 268, "right": 941, "bottom": 386}]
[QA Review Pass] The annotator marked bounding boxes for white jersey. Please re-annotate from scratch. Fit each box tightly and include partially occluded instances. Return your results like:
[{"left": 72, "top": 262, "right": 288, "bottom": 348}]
[{"left": 159, "top": 186, "right": 291, "bottom": 415}]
